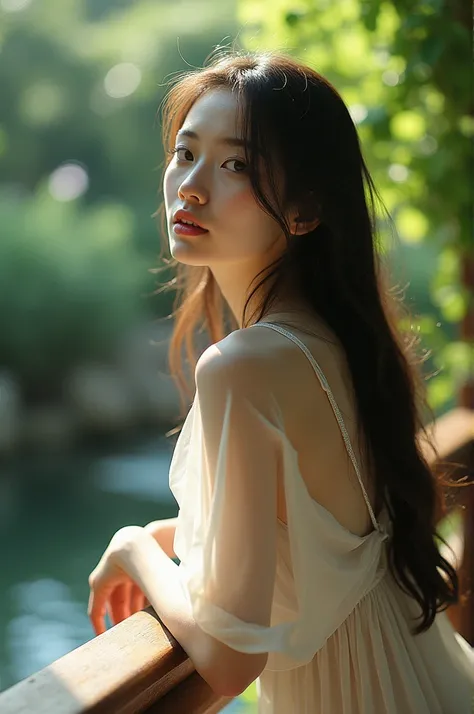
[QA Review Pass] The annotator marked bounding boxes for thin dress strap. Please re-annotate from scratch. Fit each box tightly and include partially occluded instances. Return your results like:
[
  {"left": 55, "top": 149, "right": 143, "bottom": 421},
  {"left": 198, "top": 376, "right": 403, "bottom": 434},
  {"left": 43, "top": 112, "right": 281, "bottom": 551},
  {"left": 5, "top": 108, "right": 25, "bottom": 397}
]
[{"left": 250, "top": 321, "right": 383, "bottom": 535}]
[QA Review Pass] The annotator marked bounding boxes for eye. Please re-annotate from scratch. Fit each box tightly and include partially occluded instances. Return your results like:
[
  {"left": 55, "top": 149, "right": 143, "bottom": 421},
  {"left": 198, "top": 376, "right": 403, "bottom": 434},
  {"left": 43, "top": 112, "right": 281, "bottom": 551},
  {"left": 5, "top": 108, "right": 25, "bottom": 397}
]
[
  {"left": 169, "top": 146, "right": 192, "bottom": 161},
  {"left": 223, "top": 158, "right": 248, "bottom": 174},
  {"left": 169, "top": 146, "right": 247, "bottom": 174}
]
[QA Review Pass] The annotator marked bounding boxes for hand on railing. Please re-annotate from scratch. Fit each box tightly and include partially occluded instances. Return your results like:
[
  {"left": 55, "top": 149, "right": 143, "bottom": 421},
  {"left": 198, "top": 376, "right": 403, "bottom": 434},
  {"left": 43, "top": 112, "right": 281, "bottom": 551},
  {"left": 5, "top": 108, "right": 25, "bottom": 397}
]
[
  {"left": 86, "top": 519, "right": 179, "bottom": 637},
  {"left": 87, "top": 526, "right": 150, "bottom": 635}
]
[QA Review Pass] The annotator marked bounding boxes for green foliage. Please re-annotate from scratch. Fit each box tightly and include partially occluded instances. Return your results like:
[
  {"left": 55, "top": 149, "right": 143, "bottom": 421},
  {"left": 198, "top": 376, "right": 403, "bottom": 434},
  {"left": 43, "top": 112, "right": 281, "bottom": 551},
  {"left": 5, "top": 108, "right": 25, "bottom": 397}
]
[
  {"left": 0, "top": 186, "right": 150, "bottom": 400},
  {"left": 241, "top": 680, "right": 258, "bottom": 704},
  {"left": 0, "top": 0, "right": 235, "bottom": 253},
  {"left": 238, "top": 0, "right": 471, "bottom": 414},
  {"left": 0, "top": 0, "right": 469, "bottom": 413},
  {"left": 0, "top": 0, "right": 238, "bottom": 399}
]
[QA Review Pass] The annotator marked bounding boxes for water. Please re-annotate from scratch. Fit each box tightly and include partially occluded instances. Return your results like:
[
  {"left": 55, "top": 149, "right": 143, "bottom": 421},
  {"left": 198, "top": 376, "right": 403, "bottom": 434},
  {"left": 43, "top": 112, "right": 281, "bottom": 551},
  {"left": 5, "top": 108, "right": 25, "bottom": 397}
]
[{"left": 0, "top": 435, "right": 255, "bottom": 711}]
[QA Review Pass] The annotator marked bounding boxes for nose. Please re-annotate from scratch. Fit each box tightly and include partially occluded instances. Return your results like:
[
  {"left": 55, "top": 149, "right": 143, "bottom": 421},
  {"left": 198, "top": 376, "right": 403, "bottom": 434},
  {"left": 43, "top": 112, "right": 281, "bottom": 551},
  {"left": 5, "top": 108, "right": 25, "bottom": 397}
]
[{"left": 178, "top": 167, "right": 209, "bottom": 204}]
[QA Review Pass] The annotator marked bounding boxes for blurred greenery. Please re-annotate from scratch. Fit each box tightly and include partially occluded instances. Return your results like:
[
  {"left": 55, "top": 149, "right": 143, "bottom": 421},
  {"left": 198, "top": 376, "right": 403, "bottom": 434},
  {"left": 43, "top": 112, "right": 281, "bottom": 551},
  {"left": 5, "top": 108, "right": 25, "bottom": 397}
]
[
  {"left": 0, "top": 0, "right": 237, "bottom": 403},
  {"left": 0, "top": 185, "right": 148, "bottom": 400},
  {"left": 238, "top": 0, "right": 472, "bottom": 413},
  {"left": 0, "top": 0, "right": 470, "bottom": 412}
]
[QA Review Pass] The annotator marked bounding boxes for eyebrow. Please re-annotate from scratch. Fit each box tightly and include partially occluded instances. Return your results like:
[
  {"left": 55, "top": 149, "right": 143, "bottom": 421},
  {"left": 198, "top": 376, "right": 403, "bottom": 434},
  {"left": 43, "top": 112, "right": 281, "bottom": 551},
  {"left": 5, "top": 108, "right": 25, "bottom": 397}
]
[{"left": 176, "top": 129, "right": 249, "bottom": 149}]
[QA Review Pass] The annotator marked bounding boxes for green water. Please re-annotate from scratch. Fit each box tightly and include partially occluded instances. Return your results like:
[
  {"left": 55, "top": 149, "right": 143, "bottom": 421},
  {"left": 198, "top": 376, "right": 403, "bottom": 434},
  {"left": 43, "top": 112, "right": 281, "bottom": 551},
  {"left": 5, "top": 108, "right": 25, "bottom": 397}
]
[{"left": 0, "top": 436, "right": 255, "bottom": 711}]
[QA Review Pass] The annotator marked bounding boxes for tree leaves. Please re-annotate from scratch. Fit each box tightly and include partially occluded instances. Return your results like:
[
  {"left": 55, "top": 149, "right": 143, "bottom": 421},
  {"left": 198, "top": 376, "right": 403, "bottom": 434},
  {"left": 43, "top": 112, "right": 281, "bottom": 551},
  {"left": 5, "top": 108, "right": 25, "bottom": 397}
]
[{"left": 239, "top": 0, "right": 471, "bottom": 412}]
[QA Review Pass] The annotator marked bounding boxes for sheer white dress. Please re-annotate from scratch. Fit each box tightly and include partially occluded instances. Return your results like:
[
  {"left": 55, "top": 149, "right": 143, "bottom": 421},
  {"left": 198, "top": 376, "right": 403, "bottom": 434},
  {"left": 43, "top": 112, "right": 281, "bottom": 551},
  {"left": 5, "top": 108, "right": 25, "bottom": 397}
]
[{"left": 168, "top": 320, "right": 474, "bottom": 713}]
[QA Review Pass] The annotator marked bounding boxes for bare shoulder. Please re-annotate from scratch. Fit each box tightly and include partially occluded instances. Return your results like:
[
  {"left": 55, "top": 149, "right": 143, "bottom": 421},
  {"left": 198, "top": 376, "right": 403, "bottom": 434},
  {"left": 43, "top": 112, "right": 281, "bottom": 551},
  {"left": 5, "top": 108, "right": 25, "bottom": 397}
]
[{"left": 195, "top": 327, "right": 287, "bottom": 389}]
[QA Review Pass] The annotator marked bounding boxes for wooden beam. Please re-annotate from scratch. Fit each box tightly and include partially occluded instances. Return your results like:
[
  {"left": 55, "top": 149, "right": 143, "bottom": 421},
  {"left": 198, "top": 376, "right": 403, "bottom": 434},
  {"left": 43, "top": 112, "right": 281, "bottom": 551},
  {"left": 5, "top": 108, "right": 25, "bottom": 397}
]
[
  {"left": 144, "top": 671, "right": 232, "bottom": 713},
  {"left": 0, "top": 609, "right": 197, "bottom": 714},
  {"left": 418, "top": 407, "right": 474, "bottom": 466}
]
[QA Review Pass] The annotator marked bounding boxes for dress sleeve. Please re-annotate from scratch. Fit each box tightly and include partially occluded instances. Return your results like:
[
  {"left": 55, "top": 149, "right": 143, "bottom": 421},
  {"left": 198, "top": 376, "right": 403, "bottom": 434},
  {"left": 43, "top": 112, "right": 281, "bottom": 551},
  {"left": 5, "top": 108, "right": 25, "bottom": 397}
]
[
  {"left": 170, "top": 337, "right": 389, "bottom": 668},
  {"left": 173, "top": 345, "right": 288, "bottom": 655}
]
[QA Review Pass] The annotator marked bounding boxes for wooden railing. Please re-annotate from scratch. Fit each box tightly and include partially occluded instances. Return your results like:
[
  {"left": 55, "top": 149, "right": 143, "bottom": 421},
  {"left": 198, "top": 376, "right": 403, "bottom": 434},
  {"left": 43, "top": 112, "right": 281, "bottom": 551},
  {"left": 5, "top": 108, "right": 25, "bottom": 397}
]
[
  {"left": 422, "top": 407, "right": 474, "bottom": 642},
  {"left": 0, "top": 606, "right": 233, "bottom": 714},
  {"left": 1, "top": 408, "right": 473, "bottom": 713}
]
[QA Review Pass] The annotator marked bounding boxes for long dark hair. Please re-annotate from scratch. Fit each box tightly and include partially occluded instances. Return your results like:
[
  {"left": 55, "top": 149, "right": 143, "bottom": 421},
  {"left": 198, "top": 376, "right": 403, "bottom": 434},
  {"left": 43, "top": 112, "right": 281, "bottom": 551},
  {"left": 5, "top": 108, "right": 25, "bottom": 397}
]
[{"left": 152, "top": 48, "right": 463, "bottom": 635}]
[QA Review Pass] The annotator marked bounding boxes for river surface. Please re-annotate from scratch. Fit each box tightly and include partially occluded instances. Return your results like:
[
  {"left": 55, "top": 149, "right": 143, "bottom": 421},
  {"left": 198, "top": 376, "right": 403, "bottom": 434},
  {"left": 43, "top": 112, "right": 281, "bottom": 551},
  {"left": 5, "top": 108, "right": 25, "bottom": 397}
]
[{"left": 0, "top": 432, "right": 254, "bottom": 711}]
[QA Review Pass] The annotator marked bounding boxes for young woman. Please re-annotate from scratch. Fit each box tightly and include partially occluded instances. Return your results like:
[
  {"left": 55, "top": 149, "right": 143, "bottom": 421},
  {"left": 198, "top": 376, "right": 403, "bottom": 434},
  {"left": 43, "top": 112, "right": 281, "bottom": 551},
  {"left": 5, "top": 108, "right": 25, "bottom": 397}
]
[{"left": 88, "top": 49, "right": 474, "bottom": 712}]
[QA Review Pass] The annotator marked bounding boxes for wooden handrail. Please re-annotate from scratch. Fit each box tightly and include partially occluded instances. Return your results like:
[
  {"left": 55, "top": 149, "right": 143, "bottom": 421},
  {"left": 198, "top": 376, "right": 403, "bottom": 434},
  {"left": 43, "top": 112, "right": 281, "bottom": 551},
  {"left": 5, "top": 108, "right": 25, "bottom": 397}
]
[
  {"left": 419, "top": 407, "right": 474, "bottom": 469},
  {"left": 1, "top": 409, "right": 473, "bottom": 712},
  {"left": 0, "top": 607, "right": 232, "bottom": 713},
  {"left": 419, "top": 408, "right": 474, "bottom": 642}
]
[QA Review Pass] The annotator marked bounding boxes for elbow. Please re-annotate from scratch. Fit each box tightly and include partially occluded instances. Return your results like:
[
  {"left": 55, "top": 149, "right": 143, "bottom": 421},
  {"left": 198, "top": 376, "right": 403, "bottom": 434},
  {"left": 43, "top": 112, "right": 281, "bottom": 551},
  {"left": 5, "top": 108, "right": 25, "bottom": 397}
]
[
  {"left": 207, "top": 670, "right": 245, "bottom": 699},
  {"left": 211, "top": 676, "right": 254, "bottom": 699},
  {"left": 203, "top": 649, "right": 268, "bottom": 698}
]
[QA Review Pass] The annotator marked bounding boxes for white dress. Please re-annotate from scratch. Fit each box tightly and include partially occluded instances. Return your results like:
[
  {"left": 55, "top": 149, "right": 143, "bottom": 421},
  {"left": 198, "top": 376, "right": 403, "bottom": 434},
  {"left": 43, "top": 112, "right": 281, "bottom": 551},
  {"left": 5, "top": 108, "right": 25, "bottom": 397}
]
[{"left": 168, "top": 320, "right": 474, "bottom": 713}]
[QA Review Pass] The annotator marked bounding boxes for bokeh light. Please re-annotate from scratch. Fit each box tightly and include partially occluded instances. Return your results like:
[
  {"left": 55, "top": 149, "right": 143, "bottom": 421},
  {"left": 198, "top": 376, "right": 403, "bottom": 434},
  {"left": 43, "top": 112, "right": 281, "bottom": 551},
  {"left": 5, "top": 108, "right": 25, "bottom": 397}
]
[
  {"left": 104, "top": 63, "right": 142, "bottom": 99},
  {"left": 48, "top": 163, "right": 89, "bottom": 202}
]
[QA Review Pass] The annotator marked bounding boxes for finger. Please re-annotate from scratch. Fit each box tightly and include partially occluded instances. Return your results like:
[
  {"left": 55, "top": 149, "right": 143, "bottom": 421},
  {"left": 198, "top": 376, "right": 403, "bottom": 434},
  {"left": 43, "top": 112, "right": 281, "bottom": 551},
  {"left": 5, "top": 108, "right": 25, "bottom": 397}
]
[
  {"left": 122, "top": 581, "right": 136, "bottom": 619},
  {"left": 109, "top": 582, "right": 132, "bottom": 625},
  {"left": 88, "top": 588, "right": 107, "bottom": 636},
  {"left": 130, "top": 584, "right": 146, "bottom": 615}
]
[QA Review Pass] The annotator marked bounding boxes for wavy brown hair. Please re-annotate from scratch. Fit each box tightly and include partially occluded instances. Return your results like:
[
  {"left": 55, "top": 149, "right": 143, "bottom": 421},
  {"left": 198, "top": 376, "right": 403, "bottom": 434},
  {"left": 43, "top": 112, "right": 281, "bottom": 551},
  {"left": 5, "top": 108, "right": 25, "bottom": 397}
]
[{"left": 152, "top": 48, "right": 465, "bottom": 635}]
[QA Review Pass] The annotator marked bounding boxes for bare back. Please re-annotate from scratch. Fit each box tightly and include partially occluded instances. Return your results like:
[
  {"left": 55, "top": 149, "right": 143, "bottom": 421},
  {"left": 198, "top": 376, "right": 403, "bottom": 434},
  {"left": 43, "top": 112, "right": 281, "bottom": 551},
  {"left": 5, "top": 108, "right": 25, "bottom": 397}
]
[{"left": 247, "top": 315, "right": 380, "bottom": 538}]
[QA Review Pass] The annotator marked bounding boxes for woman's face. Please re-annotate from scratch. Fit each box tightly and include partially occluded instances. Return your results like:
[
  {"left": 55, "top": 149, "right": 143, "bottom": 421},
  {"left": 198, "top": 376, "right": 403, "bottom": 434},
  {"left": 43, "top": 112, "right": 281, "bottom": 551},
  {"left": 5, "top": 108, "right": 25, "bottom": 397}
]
[{"left": 163, "top": 88, "right": 287, "bottom": 269}]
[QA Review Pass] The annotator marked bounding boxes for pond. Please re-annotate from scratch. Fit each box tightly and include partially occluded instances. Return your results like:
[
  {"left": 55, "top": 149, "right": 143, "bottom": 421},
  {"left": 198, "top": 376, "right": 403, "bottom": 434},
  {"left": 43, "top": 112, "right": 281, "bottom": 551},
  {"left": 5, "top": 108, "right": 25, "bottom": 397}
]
[{"left": 0, "top": 432, "right": 256, "bottom": 712}]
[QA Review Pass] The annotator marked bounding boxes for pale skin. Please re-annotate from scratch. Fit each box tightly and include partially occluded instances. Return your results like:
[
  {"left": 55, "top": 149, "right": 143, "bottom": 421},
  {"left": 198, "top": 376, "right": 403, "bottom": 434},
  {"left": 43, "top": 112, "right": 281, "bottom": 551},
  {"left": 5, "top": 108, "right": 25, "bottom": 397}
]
[
  {"left": 163, "top": 87, "right": 319, "bottom": 325},
  {"left": 120, "top": 518, "right": 178, "bottom": 613},
  {"left": 88, "top": 87, "right": 322, "bottom": 696},
  {"left": 146, "top": 516, "right": 178, "bottom": 559},
  {"left": 88, "top": 518, "right": 177, "bottom": 624}
]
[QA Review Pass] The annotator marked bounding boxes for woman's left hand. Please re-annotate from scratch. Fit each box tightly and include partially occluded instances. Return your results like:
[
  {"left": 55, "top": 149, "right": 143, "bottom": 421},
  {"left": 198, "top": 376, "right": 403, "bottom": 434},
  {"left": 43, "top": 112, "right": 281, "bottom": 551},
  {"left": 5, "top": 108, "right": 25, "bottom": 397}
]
[{"left": 87, "top": 526, "right": 146, "bottom": 636}]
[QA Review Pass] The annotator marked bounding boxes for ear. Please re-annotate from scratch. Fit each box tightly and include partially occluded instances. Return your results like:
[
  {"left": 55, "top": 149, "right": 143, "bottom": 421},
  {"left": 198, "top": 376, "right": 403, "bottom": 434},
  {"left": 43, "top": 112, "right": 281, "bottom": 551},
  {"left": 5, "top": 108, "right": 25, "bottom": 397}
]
[{"left": 289, "top": 213, "right": 320, "bottom": 236}]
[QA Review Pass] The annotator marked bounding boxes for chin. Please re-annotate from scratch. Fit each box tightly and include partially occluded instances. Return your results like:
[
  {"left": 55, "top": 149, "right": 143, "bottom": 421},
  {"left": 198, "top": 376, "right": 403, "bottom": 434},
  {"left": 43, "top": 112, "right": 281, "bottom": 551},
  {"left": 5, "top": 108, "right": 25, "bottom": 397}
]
[{"left": 170, "top": 245, "right": 210, "bottom": 267}]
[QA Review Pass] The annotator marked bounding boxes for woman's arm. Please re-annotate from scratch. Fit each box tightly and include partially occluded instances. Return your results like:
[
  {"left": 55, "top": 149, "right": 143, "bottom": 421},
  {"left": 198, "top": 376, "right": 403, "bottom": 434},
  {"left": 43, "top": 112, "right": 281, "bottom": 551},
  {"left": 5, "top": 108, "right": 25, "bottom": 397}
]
[
  {"left": 144, "top": 517, "right": 178, "bottom": 560},
  {"left": 113, "top": 526, "right": 259, "bottom": 697}
]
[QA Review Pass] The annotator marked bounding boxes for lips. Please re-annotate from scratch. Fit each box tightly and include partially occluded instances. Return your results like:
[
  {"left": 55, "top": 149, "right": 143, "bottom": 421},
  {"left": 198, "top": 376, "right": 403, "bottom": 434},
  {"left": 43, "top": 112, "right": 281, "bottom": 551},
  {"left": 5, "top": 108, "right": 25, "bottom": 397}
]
[
  {"left": 172, "top": 209, "right": 207, "bottom": 230},
  {"left": 173, "top": 222, "right": 208, "bottom": 237}
]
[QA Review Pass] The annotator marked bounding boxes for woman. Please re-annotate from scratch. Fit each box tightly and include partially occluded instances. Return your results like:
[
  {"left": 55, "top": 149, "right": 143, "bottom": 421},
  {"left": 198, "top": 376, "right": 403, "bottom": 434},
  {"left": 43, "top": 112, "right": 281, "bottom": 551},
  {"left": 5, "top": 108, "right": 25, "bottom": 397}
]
[{"left": 88, "top": 49, "right": 474, "bottom": 712}]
